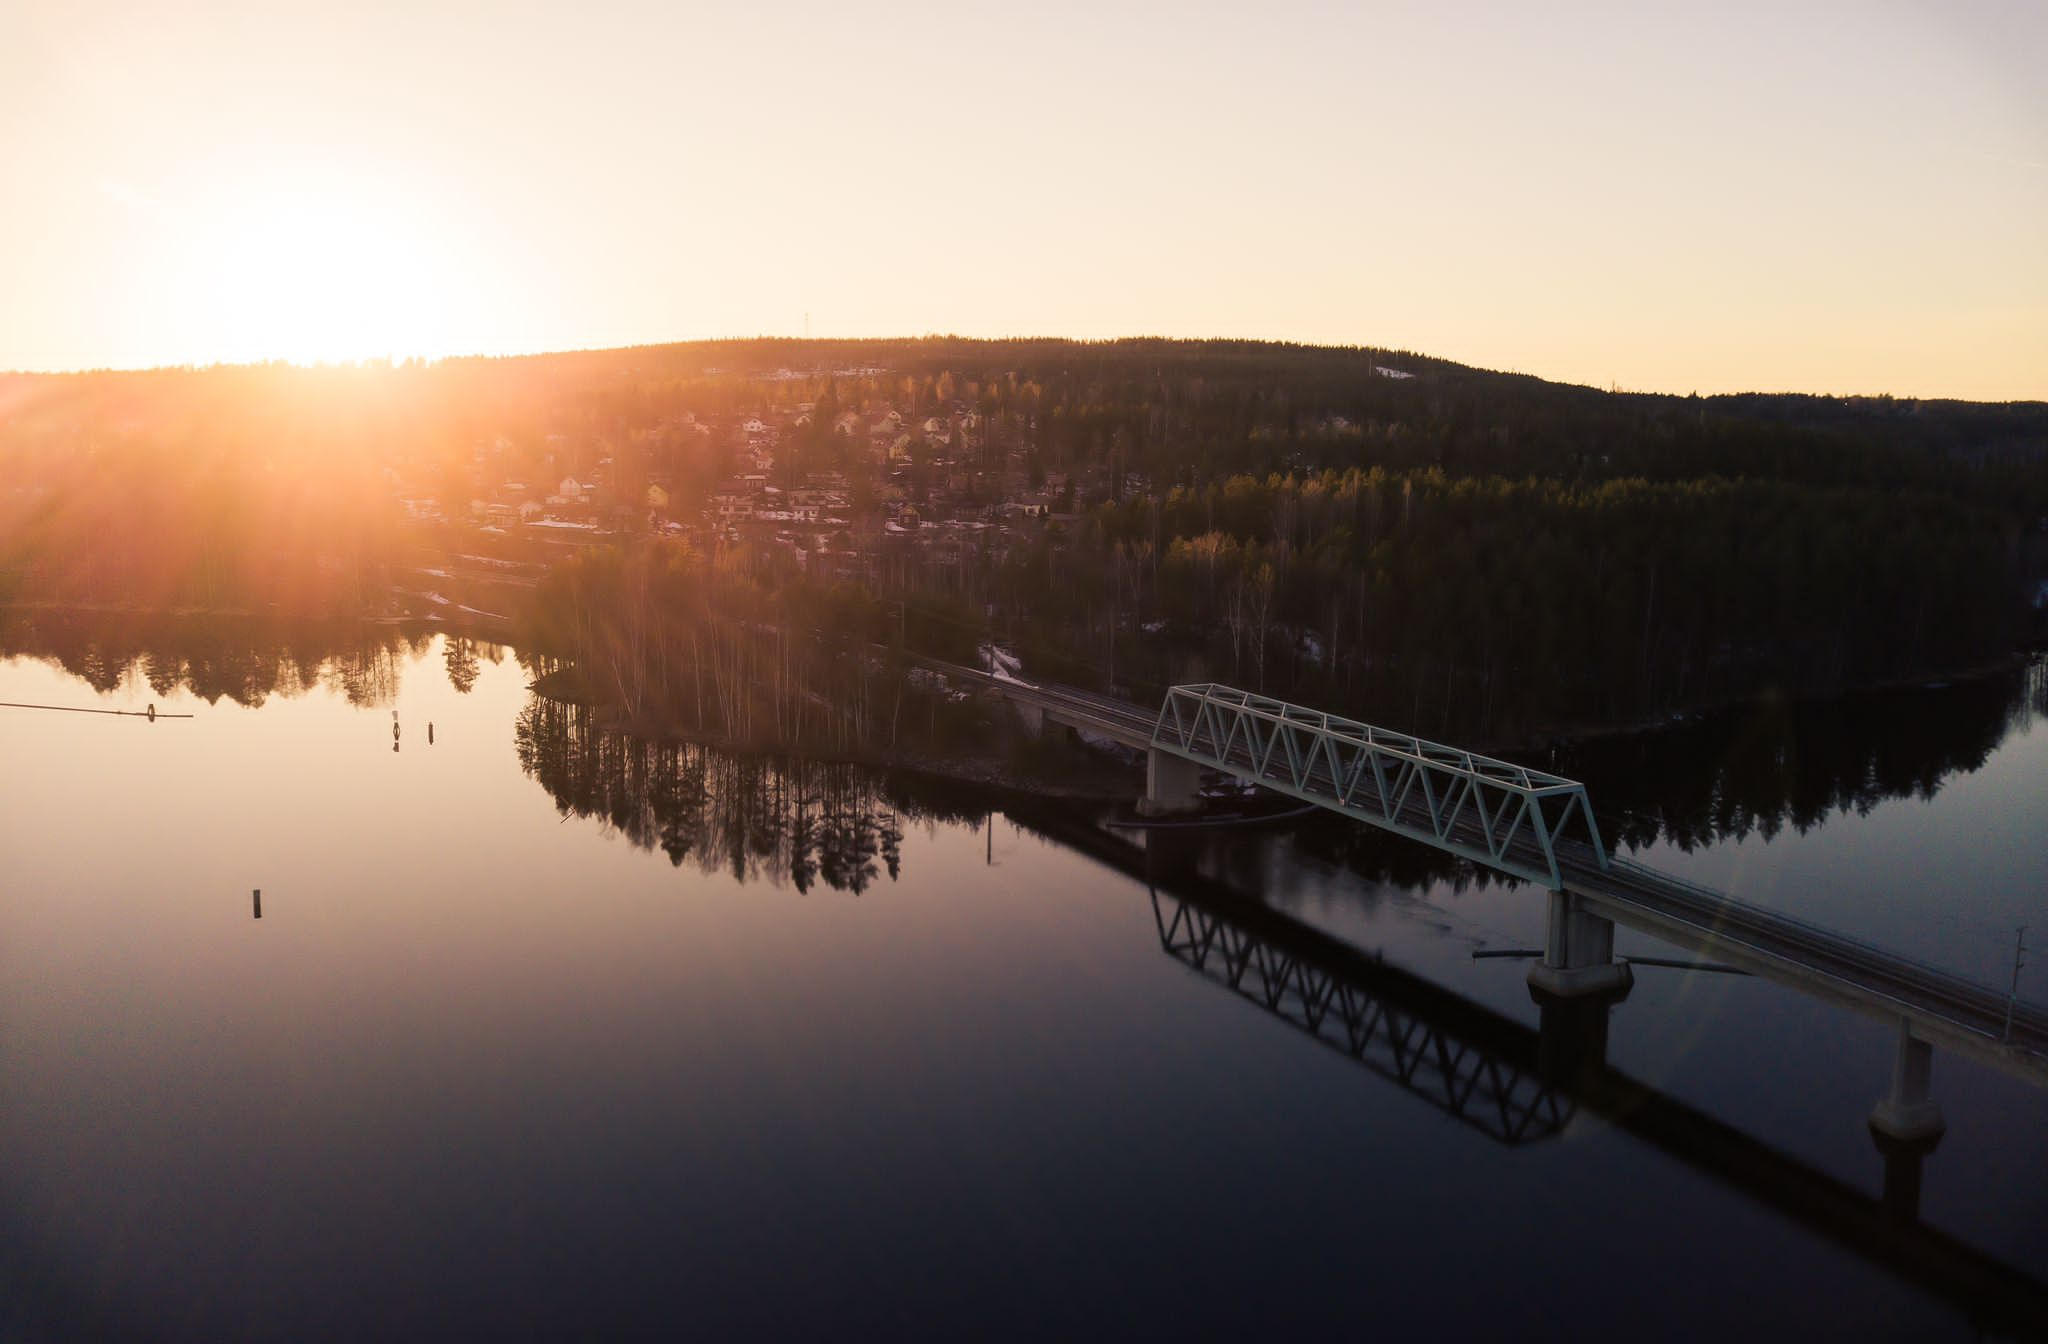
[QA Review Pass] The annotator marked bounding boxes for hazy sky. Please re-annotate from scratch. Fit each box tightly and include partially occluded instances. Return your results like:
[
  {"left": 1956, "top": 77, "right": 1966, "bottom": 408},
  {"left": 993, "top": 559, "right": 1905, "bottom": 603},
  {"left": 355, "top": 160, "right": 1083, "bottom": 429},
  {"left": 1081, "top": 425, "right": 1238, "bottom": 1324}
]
[{"left": 3, "top": 0, "right": 2043, "bottom": 398}]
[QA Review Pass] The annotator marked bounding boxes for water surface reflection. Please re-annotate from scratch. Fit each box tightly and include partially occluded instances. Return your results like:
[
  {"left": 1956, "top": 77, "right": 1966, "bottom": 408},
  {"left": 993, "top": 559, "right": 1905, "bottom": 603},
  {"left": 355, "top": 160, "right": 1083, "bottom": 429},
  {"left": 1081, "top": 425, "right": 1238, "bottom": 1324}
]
[{"left": 1, "top": 624, "right": 2043, "bottom": 1341}]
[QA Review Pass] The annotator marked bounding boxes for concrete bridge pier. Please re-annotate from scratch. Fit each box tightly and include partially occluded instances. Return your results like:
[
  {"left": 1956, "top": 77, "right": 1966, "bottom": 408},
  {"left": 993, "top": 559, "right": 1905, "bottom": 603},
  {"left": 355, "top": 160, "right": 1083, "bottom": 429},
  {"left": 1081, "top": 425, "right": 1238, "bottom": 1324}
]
[
  {"left": 1527, "top": 891, "right": 1634, "bottom": 998},
  {"left": 1140, "top": 748, "right": 1203, "bottom": 817},
  {"left": 1012, "top": 700, "right": 1073, "bottom": 748},
  {"left": 1869, "top": 1020, "right": 1946, "bottom": 1144}
]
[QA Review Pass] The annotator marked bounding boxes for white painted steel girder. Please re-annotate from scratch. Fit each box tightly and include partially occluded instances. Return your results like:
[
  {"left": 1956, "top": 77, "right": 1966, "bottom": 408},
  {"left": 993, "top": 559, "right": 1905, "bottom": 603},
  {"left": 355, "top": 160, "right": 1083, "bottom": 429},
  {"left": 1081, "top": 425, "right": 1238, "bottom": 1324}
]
[{"left": 1150, "top": 683, "right": 1608, "bottom": 889}]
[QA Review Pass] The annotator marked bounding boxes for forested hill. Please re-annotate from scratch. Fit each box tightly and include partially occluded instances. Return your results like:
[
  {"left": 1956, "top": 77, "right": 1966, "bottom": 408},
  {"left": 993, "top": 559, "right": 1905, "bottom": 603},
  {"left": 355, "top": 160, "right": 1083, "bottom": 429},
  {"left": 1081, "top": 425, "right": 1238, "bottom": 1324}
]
[
  {"left": 484, "top": 335, "right": 2048, "bottom": 489},
  {"left": 3, "top": 337, "right": 2045, "bottom": 747},
  {"left": 5, "top": 337, "right": 2045, "bottom": 495},
  {"left": 7, "top": 336, "right": 2045, "bottom": 485}
]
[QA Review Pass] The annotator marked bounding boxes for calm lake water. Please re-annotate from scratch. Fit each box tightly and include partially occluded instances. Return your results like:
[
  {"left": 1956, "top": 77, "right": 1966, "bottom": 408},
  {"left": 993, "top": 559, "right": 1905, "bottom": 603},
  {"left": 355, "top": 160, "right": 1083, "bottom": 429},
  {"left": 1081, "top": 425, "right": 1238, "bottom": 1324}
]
[{"left": 2, "top": 627, "right": 2043, "bottom": 1341}]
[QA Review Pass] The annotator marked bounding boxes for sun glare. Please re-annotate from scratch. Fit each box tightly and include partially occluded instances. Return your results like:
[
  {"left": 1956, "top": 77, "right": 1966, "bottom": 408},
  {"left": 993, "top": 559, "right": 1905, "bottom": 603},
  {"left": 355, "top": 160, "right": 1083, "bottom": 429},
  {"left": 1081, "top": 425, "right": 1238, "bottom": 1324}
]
[{"left": 182, "top": 183, "right": 454, "bottom": 365}]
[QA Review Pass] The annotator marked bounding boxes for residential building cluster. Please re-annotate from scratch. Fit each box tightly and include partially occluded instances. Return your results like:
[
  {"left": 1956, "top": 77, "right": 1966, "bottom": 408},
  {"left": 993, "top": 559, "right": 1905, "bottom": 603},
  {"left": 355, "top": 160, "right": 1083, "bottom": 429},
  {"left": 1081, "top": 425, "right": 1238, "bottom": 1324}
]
[{"left": 393, "top": 393, "right": 1147, "bottom": 601}]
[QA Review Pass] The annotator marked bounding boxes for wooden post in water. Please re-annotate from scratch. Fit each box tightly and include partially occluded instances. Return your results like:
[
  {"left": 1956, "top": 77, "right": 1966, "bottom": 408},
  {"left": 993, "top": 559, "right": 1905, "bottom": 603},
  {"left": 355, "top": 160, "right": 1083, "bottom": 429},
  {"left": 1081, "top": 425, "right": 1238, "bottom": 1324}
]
[
  {"left": 2007, "top": 926, "right": 2030, "bottom": 1043},
  {"left": 253, "top": 888, "right": 262, "bottom": 919}
]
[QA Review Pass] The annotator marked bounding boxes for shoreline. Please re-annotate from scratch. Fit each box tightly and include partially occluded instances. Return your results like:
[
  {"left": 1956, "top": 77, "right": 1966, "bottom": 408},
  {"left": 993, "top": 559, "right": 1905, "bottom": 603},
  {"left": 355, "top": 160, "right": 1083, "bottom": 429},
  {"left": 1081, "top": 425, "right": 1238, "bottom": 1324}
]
[
  {"left": 7, "top": 601, "right": 2034, "bottom": 797},
  {"left": 1501, "top": 650, "right": 2036, "bottom": 757},
  {"left": 542, "top": 705, "right": 1143, "bottom": 805},
  {"left": 530, "top": 647, "right": 2042, "bottom": 809}
]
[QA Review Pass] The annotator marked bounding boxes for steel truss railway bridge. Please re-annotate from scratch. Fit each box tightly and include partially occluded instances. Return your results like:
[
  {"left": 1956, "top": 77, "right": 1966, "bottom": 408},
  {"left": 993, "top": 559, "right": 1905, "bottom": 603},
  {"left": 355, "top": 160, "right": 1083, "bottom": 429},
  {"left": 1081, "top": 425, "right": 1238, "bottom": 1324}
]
[{"left": 920, "top": 660, "right": 2048, "bottom": 1142}]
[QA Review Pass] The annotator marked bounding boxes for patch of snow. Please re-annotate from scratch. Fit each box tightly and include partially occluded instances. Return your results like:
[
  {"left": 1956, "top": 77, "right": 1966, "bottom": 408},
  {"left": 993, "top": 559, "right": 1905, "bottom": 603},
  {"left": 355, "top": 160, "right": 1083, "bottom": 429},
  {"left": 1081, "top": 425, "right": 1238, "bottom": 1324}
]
[
  {"left": 1373, "top": 365, "right": 1415, "bottom": 380},
  {"left": 1141, "top": 619, "right": 1167, "bottom": 634},
  {"left": 979, "top": 642, "right": 1030, "bottom": 685}
]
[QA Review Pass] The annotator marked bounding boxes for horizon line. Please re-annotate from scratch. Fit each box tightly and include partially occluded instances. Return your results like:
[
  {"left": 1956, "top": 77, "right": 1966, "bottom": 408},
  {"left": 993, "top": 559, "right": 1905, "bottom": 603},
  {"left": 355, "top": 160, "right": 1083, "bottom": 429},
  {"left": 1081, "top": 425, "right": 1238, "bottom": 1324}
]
[{"left": 3, "top": 334, "right": 2041, "bottom": 408}]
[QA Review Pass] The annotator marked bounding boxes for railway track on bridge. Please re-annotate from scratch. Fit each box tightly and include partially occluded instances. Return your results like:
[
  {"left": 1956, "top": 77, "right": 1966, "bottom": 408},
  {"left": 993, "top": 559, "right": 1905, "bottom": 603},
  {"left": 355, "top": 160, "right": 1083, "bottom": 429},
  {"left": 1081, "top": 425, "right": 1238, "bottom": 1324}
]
[{"left": 1564, "top": 852, "right": 2048, "bottom": 1068}]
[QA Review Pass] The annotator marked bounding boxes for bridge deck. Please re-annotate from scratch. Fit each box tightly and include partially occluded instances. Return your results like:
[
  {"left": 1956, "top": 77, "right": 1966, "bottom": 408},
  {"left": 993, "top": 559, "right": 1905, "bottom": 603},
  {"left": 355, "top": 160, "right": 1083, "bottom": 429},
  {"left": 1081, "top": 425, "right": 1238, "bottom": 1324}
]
[
  {"left": 1560, "top": 849, "right": 2048, "bottom": 1078},
  {"left": 908, "top": 655, "right": 1158, "bottom": 744}
]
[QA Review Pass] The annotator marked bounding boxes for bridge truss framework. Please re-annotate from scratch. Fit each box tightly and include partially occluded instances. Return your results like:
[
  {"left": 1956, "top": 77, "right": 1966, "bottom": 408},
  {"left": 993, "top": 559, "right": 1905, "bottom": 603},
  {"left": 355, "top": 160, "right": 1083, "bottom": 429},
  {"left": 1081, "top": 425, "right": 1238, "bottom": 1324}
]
[{"left": 1150, "top": 683, "right": 1608, "bottom": 889}]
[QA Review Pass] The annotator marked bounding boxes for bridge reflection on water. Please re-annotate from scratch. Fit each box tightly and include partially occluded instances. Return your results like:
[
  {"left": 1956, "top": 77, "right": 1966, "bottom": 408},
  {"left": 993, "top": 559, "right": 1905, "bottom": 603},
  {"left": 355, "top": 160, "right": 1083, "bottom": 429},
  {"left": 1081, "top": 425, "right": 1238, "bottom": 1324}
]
[
  {"left": 1035, "top": 817, "right": 2048, "bottom": 1338},
  {"left": 1152, "top": 886, "right": 1574, "bottom": 1146}
]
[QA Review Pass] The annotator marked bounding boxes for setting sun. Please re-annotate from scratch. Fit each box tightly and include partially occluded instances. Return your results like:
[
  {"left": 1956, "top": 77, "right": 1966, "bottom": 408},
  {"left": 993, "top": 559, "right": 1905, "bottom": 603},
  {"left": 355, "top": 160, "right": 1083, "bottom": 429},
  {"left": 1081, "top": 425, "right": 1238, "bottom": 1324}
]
[{"left": 176, "top": 180, "right": 454, "bottom": 365}]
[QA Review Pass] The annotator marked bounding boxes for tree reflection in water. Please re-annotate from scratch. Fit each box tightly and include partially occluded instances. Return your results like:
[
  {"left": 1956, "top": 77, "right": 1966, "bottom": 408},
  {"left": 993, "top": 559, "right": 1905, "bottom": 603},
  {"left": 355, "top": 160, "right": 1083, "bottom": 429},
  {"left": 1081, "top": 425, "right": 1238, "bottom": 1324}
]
[
  {"left": 514, "top": 694, "right": 990, "bottom": 893},
  {"left": 7, "top": 612, "right": 2039, "bottom": 895},
  {"left": 0, "top": 611, "right": 508, "bottom": 710},
  {"left": 1570, "top": 655, "right": 2047, "bottom": 851}
]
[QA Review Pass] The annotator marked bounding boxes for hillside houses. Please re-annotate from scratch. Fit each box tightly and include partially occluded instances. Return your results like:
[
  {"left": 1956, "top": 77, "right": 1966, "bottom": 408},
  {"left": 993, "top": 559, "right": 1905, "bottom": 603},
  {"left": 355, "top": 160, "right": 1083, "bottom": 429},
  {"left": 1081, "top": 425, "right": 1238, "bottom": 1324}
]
[{"left": 393, "top": 391, "right": 1122, "bottom": 596}]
